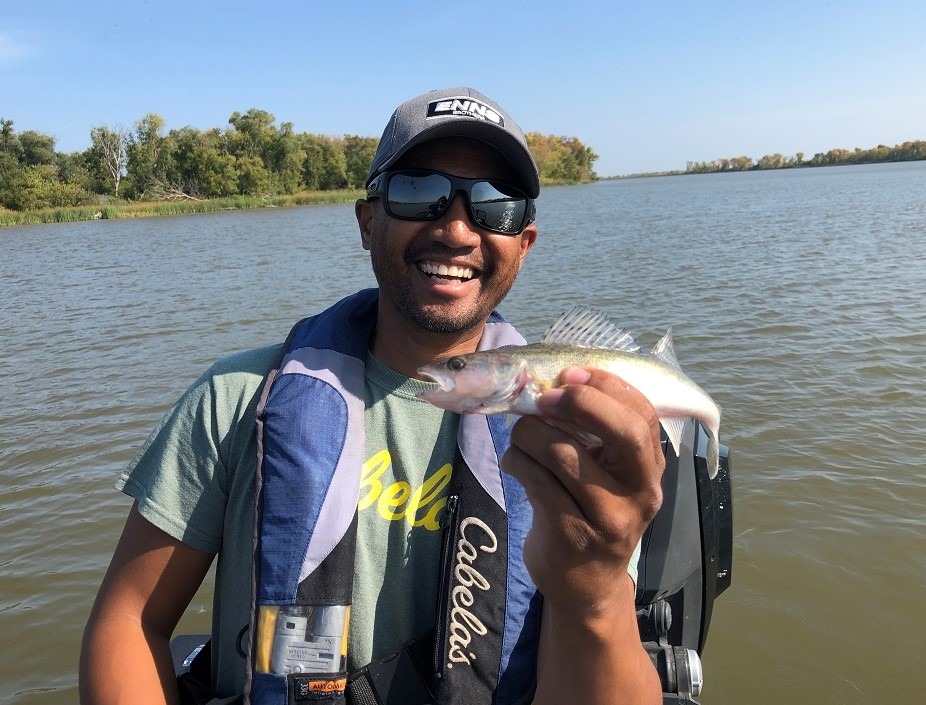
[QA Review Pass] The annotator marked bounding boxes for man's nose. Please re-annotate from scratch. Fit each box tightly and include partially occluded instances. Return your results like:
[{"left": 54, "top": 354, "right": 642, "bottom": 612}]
[{"left": 432, "top": 192, "right": 480, "bottom": 245}]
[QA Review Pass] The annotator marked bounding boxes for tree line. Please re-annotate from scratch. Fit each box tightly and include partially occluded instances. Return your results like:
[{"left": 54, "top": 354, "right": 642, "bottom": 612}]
[
  {"left": 685, "top": 140, "right": 926, "bottom": 174},
  {"left": 0, "top": 112, "right": 598, "bottom": 212}
]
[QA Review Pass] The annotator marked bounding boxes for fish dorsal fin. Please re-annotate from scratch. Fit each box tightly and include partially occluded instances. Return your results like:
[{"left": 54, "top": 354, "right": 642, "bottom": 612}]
[
  {"left": 649, "top": 328, "right": 681, "bottom": 370},
  {"left": 540, "top": 306, "right": 640, "bottom": 352}
]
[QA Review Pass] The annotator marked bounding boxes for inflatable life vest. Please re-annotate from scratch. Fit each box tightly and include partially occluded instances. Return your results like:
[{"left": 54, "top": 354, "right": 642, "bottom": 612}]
[{"left": 246, "top": 289, "right": 542, "bottom": 705}]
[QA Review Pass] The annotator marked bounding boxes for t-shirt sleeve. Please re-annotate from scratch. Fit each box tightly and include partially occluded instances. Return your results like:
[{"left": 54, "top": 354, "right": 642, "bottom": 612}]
[
  {"left": 115, "top": 345, "right": 280, "bottom": 554},
  {"left": 116, "top": 368, "right": 231, "bottom": 553}
]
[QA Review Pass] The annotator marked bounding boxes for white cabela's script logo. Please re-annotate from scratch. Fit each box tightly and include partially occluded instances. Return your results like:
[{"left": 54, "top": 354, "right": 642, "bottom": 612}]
[
  {"left": 446, "top": 516, "right": 498, "bottom": 668},
  {"left": 427, "top": 98, "right": 504, "bottom": 126}
]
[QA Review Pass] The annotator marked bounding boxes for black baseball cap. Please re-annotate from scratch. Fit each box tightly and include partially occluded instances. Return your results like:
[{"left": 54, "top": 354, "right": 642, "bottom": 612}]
[{"left": 366, "top": 87, "right": 540, "bottom": 198}]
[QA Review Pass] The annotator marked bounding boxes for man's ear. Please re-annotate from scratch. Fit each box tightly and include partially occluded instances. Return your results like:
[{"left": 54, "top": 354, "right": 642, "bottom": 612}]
[
  {"left": 516, "top": 224, "right": 538, "bottom": 270},
  {"left": 355, "top": 199, "right": 374, "bottom": 250}
]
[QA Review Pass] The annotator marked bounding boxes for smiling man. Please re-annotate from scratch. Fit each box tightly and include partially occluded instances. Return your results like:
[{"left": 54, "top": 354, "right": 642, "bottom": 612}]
[
  {"left": 80, "top": 87, "right": 663, "bottom": 705},
  {"left": 359, "top": 136, "right": 536, "bottom": 368}
]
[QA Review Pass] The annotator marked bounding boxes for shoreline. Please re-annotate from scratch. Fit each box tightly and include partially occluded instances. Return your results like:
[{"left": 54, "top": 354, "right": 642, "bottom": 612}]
[
  {"left": 0, "top": 190, "right": 365, "bottom": 228},
  {"left": 602, "top": 155, "right": 926, "bottom": 181},
  {"left": 1, "top": 179, "right": 590, "bottom": 229}
]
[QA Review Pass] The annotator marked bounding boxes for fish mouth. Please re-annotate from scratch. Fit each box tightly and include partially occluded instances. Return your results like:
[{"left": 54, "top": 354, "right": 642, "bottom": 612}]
[
  {"left": 417, "top": 368, "right": 450, "bottom": 389},
  {"left": 417, "top": 366, "right": 492, "bottom": 412},
  {"left": 417, "top": 385, "right": 491, "bottom": 413},
  {"left": 416, "top": 366, "right": 527, "bottom": 414}
]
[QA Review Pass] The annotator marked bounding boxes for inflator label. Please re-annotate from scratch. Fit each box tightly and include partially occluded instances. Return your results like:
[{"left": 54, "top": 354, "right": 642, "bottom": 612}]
[{"left": 291, "top": 675, "right": 347, "bottom": 701}]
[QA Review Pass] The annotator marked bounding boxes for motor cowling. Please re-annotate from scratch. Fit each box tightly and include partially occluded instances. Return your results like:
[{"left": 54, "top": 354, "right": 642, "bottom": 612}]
[{"left": 636, "top": 422, "right": 733, "bottom": 704}]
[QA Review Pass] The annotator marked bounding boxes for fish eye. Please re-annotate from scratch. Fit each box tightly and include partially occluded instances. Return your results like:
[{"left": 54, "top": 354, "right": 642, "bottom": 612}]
[{"left": 447, "top": 356, "right": 466, "bottom": 371}]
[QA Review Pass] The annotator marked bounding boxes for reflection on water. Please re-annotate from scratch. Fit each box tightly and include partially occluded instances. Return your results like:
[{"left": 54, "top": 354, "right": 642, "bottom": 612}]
[{"left": 2, "top": 163, "right": 925, "bottom": 704}]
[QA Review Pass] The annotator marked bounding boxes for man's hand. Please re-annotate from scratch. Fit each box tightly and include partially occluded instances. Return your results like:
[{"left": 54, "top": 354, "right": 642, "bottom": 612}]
[{"left": 501, "top": 366, "right": 665, "bottom": 704}]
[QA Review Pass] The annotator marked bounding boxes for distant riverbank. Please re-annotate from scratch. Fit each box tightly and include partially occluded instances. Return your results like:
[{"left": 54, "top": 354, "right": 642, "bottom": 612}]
[
  {"left": 0, "top": 178, "right": 589, "bottom": 228},
  {"left": 605, "top": 144, "right": 926, "bottom": 180},
  {"left": 8, "top": 153, "right": 925, "bottom": 226},
  {"left": 0, "top": 189, "right": 364, "bottom": 228}
]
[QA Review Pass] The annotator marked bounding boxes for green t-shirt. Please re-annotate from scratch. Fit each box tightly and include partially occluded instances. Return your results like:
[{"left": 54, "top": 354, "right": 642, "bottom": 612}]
[
  {"left": 116, "top": 343, "right": 640, "bottom": 698},
  {"left": 116, "top": 345, "right": 458, "bottom": 696},
  {"left": 351, "top": 353, "right": 459, "bottom": 666}
]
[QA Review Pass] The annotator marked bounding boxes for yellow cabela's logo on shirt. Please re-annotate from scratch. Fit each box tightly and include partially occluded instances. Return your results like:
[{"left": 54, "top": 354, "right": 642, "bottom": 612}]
[{"left": 358, "top": 449, "right": 451, "bottom": 531}]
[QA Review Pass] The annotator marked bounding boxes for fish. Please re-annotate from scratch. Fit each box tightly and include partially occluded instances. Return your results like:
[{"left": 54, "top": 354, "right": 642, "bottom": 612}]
[{"left": 417, "top": 306, "right": 722, "bottom": 478}]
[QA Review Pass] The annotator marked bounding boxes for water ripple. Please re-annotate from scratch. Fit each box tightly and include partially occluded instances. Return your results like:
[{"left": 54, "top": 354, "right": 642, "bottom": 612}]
[{"left": 3, "top": 163, "right": 926, "bottom": 705}]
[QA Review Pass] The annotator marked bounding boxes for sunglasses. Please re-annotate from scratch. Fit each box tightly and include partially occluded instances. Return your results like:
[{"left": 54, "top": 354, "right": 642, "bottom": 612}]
[{"left": 366, "top": 169, "right": 535, "bottom": 235}]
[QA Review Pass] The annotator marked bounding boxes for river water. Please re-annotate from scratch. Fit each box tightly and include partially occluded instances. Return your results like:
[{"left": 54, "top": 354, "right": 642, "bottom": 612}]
[{"left": 2, "top": 162, "right": 925, "bottom": 704}]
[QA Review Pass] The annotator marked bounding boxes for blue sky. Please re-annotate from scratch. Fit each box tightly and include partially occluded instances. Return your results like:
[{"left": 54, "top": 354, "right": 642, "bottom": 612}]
[{"left": 2, "top": 0, "right": 925, "bottom": 176}]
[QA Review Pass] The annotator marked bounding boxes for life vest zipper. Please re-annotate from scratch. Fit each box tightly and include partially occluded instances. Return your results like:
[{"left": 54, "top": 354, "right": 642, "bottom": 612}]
[{"left": 433, "top": 492, "right": 460, "bottom": 680}]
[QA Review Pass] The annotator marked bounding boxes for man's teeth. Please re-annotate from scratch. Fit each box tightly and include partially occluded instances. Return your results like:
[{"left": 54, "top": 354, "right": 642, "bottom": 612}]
[{"left": 419, "top": 262, "right": 475, "bottom": 280}]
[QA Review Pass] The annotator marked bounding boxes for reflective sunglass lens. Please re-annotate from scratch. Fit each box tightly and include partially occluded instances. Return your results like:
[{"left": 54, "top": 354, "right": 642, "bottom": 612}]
[
  {"left": 470, "top": 181, "right": 527, "bottom": 234},
  {"left": 381, "top": 170, "right": 529, "bottom": 234},
  {"left": 386, "top": 173, "right": 452, "bottom": 220}
]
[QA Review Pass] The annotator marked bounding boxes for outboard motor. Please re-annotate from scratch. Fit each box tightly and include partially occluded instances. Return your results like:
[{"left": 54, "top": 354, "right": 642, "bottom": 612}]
[{"left": 636, "top": 421, "right": 733, "bottom": 704}]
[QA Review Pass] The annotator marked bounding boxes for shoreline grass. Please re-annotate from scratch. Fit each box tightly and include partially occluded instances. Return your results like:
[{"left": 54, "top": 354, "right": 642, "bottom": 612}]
[{"left": 0, "top": 189, "right": 365, "bottom": 228}]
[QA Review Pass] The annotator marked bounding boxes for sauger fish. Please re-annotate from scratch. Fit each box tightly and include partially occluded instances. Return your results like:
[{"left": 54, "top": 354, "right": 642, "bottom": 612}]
[{"left": 417, "top": 306, "right": 722, "bottom": 478}]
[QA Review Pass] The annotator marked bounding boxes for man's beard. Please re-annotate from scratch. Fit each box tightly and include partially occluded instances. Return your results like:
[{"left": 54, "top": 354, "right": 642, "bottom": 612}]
[{"left": 369, "top": 242, "right": 520, "bottom": 335}]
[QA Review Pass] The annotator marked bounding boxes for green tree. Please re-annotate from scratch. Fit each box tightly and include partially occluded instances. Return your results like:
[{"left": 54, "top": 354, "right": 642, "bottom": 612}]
[
  {"left": 52, "top": 151, "right": 94, "bottom": 197},
  {"left": 300, "top": 134, "right": 348, "bottom": 190},
  {"left": 18, "top": 130, "right": 57, "bottom": 166},
  {"left": 266, "top": 122, "right": 306, "bottom": 194},
  {"left": 0, "top": 164, "right": 89, "bottom": 210},
  {"left": 125, "top": 113, "right": 172, "bottom": 199},
  {"left": 165, "top": 126, "right": 238, "bottom": 198},
  {"left": 343, "top": 135, "right": 378, "bottom": 189},
  {"left": 194, "top": 128, "right": 238, "bottom": 198},
  {"left": 236, "top": 154, "right": 272, "bottom": 195},
  {"left": 88, "top": 125, "right": 129, "bottom": 196},
  {"left": 228, "top": 110, "right": 315, "bottom": 194},
  {"left": 0, "top": 119, "right": 21, "bottom": 160},
  {"left": 0, "top": 119, "right": 24, "bottom": 189},
  {"left": 228, "top": 109, "right": 277, "bottom": 160}
]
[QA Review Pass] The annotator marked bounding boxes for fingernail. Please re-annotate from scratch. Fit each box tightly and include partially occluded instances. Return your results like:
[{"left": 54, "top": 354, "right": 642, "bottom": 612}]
[
  {"left": 538, "top": 387, "right": 565, "bottom": 410},
  {"left": 561, "top": 367, "right": 591, "bottom": 385}
]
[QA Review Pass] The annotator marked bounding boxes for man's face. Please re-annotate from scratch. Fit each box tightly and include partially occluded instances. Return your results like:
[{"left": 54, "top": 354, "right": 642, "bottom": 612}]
[{"left": 358, "top": 137, "right": 537, "bottom": 336}]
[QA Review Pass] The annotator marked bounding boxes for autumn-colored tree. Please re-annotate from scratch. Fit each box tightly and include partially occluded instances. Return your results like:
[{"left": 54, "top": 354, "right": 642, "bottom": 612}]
[{"left": 526, "top": 133, "right": 598, "bottom": 183}]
